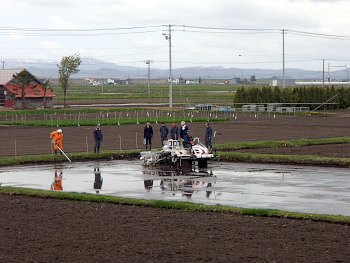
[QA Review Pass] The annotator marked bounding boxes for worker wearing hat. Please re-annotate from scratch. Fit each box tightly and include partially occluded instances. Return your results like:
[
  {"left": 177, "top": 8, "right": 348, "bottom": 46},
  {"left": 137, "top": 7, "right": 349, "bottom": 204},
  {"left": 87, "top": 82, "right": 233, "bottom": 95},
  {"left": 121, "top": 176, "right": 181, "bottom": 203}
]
[
  {"left": 50, "top": 129, "right": 63, "bottom": 155},
  {"left": 183, "top": 129, "right": 193, "bottom": 149},
  {"left": 204, "top": 123, "right": 213, "bottom": 150},
  {"left": 93, "top": 123, "right": 103, "bottom": 153}
]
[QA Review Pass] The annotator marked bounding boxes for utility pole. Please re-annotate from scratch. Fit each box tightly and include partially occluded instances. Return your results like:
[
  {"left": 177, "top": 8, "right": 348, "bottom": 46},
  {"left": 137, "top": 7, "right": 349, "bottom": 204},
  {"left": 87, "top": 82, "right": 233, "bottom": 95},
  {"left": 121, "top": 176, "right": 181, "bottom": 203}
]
[
  {"left": 145, "top": 60, "right": 154, "bottom": 94},
  {"left": 282, "top": 29, "right": 285, "bottom": 89},
  {"left": 97, "top": 71, "right": 104, "bottom": 94},
  {"left": 322, "top": 59, "right": 325, "bottom": 88},
  {"left": 163, "top": 25, "right": 173, "bottom": 108},
  {"left": 346, "top": 64, "right": 349, "bottom": 89},
  {"left": 328, "top": 63, "right": 349, "bottom": 88},
  {"left": 0, "top": 61, "right": 5, "bottom": 69}
]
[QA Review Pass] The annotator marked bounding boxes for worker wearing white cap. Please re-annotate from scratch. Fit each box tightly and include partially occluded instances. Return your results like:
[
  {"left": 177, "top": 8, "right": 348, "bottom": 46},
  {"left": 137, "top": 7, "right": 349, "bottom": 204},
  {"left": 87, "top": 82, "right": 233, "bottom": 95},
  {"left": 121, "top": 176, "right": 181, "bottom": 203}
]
[
  {"left": 50, "top": 129, "right": 63, "bottom": 155},
  {"left": 180, "top": 121, "right": 189, "bottom": 140}
]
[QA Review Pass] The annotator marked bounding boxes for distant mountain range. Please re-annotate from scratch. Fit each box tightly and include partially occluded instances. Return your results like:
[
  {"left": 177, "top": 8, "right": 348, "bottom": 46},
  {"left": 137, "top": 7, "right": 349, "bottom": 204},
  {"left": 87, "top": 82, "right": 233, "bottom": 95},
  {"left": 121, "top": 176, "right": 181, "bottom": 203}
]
[{"left": 2, "top": 57, "right": 349, "bottom": 81}]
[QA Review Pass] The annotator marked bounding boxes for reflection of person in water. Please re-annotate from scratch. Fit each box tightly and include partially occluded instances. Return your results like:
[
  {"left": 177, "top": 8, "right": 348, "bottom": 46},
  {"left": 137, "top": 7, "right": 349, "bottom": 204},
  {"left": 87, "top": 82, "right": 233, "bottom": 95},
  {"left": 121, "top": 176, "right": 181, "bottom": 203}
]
[
  {"left": 51, "top": 172, "right": 63, "bottom": 191},
  {"left": 182, "top": 190, "right": 194, "bottom": 199},
  {"left": 94, "top": 168, "right": 103, "bottom": 194},
  {"left": 181, "top": 180, "right": 194, "bottom": 199},
  {"left": 206, "top": 182, "right": 213, "bottom": 198},
  {"left": 144, "top": 180, "right": 153, "bottom": 191}
]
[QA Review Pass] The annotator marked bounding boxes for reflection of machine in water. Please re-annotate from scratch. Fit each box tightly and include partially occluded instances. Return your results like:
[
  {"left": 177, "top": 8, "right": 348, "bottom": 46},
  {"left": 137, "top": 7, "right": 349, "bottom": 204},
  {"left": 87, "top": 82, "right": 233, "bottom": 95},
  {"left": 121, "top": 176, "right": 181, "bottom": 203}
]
[
  {"left": 94, "top": 167, "right": 103, "bottom": 194},
  {"left": 51, "top": 169, "right": 63, "bottom": 191},
  {"left": 142, "top": 168, "right": 215, "bottom": 199}
]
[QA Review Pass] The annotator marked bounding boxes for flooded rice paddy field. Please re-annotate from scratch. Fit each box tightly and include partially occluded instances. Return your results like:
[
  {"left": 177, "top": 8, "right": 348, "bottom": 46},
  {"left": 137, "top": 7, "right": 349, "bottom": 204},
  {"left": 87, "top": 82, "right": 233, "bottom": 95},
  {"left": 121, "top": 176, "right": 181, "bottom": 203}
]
[{"left": 1, "top": 160, "right": 350, "bottom": 216}]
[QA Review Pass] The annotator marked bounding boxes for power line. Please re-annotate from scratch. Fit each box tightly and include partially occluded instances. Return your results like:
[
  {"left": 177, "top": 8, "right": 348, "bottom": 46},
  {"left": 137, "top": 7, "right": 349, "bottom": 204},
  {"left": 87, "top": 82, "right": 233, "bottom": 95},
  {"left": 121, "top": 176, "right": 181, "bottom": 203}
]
[{"left": 0, "top": 25, "right": 163, "bottom": 32}]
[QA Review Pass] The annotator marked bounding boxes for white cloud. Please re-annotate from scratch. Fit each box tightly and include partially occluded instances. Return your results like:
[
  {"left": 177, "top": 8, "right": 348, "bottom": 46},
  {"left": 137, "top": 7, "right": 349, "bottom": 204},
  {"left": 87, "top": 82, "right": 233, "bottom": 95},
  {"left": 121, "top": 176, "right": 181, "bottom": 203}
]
[{"left": 0, "top": 0, "right": 349, "bottom": 71}]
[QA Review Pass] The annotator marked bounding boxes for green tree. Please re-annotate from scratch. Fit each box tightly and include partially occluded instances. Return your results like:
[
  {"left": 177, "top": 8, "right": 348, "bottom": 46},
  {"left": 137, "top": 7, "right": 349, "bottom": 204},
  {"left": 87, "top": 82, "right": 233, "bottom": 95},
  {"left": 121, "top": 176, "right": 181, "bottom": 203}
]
[
  {"left": 40, "top": 79, "right": 52, "bottom": 109},
  {"left": 57, "top": 54, "right": 82, "bottom": 107},
  {"left": 12, "top": 70, "right": 37, "bottom": 109}
]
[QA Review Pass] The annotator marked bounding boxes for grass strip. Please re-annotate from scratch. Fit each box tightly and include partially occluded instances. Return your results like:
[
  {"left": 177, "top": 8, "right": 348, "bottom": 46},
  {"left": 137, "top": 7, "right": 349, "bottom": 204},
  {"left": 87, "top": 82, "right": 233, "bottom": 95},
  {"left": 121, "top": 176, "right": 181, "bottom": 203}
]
[
  {"left": 0, "top": 107, "right": 144, "bottom": 116},
  {"left": 1, "top": 187, "right": 349, "bottom": 224},
  {"left": 0, "top": 116, "right": 229, "bottom": 127},
  {"left": 215, "top": 136, "right": 350, "bottom": 151},
  {"left": 217, "top": 151, "right": 350, "bottom": 167},
  {"left": 0, "top": 149, "right": 142, "bottom": 167},
  {"left": 1, "top": 147, "right": 350, "bottom": 168}
]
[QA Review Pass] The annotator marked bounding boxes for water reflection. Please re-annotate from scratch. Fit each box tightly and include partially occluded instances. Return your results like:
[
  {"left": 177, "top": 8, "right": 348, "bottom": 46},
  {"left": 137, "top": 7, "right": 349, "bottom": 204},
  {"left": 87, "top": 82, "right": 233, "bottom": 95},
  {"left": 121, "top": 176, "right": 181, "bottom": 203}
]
[
  {"left": 143, "top": 168, "right": 216, "bottom": 199},
  {"left": 144, "top": 180, "right": 153, "bottom": 191},
  {"left": 51, "top": 170, "right": 63, "bottom": 191},
  {"left": 94, "top": 167, "right": 103, "bottom": 194}
]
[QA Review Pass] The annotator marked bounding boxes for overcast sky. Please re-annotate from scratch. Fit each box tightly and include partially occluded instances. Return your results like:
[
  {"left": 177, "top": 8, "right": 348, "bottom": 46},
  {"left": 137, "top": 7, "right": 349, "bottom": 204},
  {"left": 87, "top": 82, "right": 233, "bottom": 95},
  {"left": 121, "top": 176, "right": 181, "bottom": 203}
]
[{"left": 1, "top": 0, "right": 350, "bottom": 76}]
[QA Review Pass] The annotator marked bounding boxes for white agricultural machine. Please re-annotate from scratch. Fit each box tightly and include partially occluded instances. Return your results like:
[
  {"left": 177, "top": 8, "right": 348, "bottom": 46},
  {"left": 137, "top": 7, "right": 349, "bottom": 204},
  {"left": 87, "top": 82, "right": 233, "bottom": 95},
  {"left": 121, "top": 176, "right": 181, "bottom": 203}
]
[{"left": 140, "top": 138, "right": 215, "bottom": 168}]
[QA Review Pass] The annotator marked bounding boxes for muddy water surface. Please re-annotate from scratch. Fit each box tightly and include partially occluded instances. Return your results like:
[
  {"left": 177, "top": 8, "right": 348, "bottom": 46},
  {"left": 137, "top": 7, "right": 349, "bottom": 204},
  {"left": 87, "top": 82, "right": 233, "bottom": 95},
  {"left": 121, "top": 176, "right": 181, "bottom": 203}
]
[{"left": 1, "top": 160, "right": 350, "bottom": 216}]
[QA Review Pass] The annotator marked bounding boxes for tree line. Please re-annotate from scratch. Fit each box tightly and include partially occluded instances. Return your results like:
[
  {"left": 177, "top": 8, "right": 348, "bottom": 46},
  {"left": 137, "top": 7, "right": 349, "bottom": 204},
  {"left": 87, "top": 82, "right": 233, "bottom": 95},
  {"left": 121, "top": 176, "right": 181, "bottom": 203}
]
[{"left": 234, "top": 86, "right": 350, "bottom": 110}]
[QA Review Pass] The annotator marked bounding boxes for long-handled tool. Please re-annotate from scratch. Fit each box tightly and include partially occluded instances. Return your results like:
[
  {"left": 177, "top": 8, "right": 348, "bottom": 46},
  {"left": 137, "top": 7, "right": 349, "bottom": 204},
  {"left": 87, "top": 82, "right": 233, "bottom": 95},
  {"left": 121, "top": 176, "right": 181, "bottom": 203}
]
[{"left": 52, "top": 140, "right": 71, "bottom": 162}]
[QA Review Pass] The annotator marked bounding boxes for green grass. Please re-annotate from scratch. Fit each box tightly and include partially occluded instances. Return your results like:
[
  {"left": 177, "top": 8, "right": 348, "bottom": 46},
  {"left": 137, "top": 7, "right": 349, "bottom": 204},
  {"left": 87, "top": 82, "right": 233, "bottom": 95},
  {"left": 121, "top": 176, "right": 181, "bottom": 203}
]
[
  {"left": 0, "top": 149, "right": 142, "bottom": 167},
  {"left": 217, "top": 151, "right": 350, "bottom": 167},
  {"left": 215, "top": 137, "right": 350, "bottom": 151},
  {"left": 1, "top": 136, "right": 350, "bottom": 167},
  {"left": 0, "top": 107, "right": 145, "bottom": 116},
  {"left": 0, "top": 116, "right": 229, "bottom": 127},
  {"left": 1, "top": 187, "right": 350, "bottom": 224}
]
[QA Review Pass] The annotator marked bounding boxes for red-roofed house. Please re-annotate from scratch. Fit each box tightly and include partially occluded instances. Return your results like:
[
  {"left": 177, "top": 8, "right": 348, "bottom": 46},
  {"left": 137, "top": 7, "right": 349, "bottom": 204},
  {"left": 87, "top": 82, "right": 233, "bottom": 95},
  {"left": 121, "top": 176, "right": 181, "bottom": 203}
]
[{"left": 0, "top": 69, "right": 55, "bottom": 108}]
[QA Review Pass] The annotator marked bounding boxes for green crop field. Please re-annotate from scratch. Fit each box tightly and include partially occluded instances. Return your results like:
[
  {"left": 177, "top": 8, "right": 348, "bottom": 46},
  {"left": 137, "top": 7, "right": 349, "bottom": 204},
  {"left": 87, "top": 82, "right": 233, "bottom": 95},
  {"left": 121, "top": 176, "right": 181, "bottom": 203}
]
[{"left": 50, "top": 83, "right": 240, "bottom": 104}]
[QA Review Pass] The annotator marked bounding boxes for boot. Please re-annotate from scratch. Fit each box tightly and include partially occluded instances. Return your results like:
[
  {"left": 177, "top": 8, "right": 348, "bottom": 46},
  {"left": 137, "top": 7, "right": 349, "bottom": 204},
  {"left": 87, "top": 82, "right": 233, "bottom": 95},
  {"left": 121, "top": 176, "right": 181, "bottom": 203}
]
[
  {"left": 97, "top": 148, "right": 100, "bottom": 153},
  {"left": 94, "top": 147, "right": 96, "bottom": 153},
  {"left": 55, "top": 149, "right": 57, "bottom": 155}
]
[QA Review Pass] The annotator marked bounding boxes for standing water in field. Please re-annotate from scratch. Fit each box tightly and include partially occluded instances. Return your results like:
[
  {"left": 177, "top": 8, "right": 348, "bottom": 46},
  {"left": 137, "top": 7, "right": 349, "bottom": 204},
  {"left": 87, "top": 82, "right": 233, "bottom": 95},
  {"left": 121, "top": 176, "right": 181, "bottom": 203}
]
[{"left": 1, "top": 160, "right": 350, "bottom": 216}]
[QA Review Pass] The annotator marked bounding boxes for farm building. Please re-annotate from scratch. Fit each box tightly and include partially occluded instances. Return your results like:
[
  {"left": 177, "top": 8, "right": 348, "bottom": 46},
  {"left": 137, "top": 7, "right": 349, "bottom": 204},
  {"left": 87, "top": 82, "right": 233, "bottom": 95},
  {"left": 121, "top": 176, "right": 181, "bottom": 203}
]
[
  {"left": 0, "top": 69, "right": 55, "bottom": 108},
  {"left": 269, "top": 76, "right": 295, "bottom": 87},
  {"left": 224, "top": 78, "right": 241, "bottom": 85}
]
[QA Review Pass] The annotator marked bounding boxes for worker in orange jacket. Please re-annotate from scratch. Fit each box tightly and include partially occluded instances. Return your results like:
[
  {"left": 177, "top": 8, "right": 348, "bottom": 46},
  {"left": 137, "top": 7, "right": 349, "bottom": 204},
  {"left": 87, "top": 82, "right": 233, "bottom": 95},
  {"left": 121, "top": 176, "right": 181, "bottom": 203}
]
[{"left": 50, "top": 129, "right": 63, "bottom": 155}]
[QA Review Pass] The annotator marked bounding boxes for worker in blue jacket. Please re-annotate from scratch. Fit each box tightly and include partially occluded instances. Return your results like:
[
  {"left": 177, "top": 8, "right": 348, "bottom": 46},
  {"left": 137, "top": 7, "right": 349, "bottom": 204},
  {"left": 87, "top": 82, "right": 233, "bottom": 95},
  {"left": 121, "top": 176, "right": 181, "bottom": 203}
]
[
  {"left": 160, "top": 121, "right": 169, "bottom": 146},
  {"left": 170, "top": 121, "right": 179, "bottom": 140},
  {"left": 183, "top": 130, "right": 193, "bottom": 149},
  {"left": 93, "top": 123, "right": 103, "bottom": 153},
  {"left": 144, "top": 120, "right": 153, "bottom": 150}
]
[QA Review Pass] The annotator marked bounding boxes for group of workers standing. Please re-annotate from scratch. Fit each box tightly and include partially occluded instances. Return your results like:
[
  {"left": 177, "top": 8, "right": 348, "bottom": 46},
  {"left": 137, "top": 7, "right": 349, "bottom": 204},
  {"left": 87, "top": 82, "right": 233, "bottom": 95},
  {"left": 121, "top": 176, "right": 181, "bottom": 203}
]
[
  {"left": 49, "top": 120, "right": 213, "bottom": 155},
  {"left": 143, "top": 120, "right": 213, "bottom": 151}
]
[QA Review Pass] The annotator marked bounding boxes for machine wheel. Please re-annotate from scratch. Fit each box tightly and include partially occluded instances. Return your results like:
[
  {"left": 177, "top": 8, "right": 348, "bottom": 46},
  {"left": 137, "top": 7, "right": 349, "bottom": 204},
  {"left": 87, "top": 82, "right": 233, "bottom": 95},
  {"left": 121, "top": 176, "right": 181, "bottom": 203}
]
[
  {"left": 198, "top": 159, "right": 208, "bottom": 168},
  {"left": 179, "top": 159, "right": 192, "bottom": 168}
]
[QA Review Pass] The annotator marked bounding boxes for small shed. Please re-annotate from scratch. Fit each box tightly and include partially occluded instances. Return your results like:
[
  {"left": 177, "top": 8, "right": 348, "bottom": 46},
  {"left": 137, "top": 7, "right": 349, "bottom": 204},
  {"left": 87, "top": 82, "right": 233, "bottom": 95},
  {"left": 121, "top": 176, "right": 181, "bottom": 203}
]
[
  {"left": 269, "top": 76, "right": 295, "bottom": 87},
  {"left": 195, "top": 104, "right": 214, "bottom": 111}
]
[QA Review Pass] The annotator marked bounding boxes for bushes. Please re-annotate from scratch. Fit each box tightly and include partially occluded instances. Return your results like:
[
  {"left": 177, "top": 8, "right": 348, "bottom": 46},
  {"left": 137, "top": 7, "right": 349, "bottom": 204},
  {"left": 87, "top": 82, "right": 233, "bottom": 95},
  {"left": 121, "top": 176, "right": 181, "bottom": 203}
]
[{"left": 235, "top": 85, "right": 345, "bottom": 110}]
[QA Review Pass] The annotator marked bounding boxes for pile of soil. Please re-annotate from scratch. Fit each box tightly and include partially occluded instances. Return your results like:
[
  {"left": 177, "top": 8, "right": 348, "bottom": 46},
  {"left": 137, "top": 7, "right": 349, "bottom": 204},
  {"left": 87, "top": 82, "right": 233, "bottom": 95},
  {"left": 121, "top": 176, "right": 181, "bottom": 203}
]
[{"left": 1, "top": 194, "right": 350, "bottom": 262}]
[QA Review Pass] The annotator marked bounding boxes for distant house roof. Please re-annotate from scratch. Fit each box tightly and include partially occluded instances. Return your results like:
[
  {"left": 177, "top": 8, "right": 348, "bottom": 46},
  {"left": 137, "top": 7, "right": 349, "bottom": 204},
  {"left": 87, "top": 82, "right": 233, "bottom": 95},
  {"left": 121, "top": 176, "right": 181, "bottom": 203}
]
[
  {"left": 5, "top": 84, "right": 56, "bottom": 98},
  {"left": 0, "top": 69, "right": 42, "bottom": 85}
]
